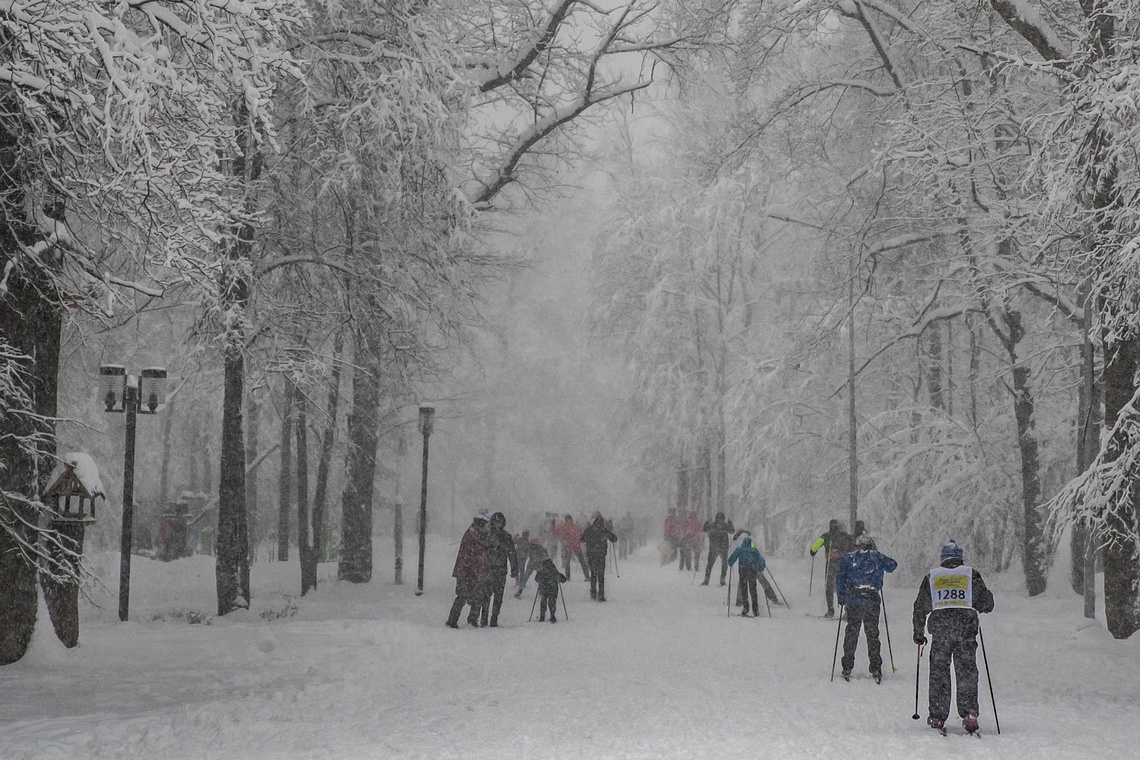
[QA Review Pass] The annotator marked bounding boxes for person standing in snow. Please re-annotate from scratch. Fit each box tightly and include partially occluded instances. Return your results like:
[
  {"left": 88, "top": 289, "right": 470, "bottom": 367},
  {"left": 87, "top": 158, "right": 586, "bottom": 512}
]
[
  {"left": 701, "top": 512, "right": 735, "bottom": 586},
  {"left": 835, "top": 533, "right": 898, "bottom": 683},
  {"left": 446, "top": 511, "right": 491, "bottom": 628},
  {"left": 912, "top": 539, "right": 995, "bottom": 734},
  {"left": 580, "top": 512, "right": 618, "bottom": 601},
  {"left": 480, "top": 512, "right": 518, "bottom": 627},
  {"left": 728, "top": 530, "right": 766, "bottom": 617},
  {"left": 809, "top": 519, "right": 853, "bottom": 618},
  {"left": 553, "top": 514, "right": 589, "bottom": 581},
  {"left": 515, "top": 537, "right": 550, "bottom": 598},
  {"left": 680, "top": 509, "right": 702, "bottom": 572},
  {"left": 534, "top": 557, "right": 567, "bottom": 623}
]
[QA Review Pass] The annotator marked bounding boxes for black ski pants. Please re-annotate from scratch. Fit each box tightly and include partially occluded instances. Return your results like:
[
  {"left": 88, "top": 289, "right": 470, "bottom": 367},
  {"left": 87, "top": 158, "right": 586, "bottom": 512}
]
[
  {"left": 481, "top": 570, "right": 509, "bottom": 626},
  {"left": 841, "top": 604, "right": 883, "bottom": 675},
  {"left": 739, "top": 567, "right": 759, "bottom": 615},
  {"left": 588, "top": 554, "right": 607, "bottom": 599},
  {"left": 539, "top": 592, "right": 559, "bottom": 621},
  {"left": 928, "top": 635, "right": 980, "bottom": 721},
  {"left": 704, "top": 545, "right": 728, "bottom": 583},
  {"left": 563, "top": 546, "right": 589, "bottom": 581}
]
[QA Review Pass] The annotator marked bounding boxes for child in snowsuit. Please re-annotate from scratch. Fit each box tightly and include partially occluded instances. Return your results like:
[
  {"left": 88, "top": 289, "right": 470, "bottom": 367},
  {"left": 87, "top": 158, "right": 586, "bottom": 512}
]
[
  {"left": 912, "top": 539, "right": 995, "bottom": 734},
  {"left": 534, "top": 557, "right": 567, "bottom": 623},
  {"left": 728, "top": 531, "right": 766, "bottom": 617},
  {"left": 836, "top": 533, "right": 898, "bottom": 682}
]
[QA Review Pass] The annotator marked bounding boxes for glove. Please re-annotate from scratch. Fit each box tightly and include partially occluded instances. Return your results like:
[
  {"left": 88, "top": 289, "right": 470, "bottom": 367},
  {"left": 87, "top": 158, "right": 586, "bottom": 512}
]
[{"left": 914, "top": 635, "right": 927, "bottom": 646}]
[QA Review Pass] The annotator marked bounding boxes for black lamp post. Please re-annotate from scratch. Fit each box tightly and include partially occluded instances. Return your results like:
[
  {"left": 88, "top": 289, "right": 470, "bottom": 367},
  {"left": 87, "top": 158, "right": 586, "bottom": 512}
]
[
  {"left": 415, "top": 405, "right": 435, "bottom": 596},
  {"left": 99, "top": 365, "right": 166, "bottom": 621}
]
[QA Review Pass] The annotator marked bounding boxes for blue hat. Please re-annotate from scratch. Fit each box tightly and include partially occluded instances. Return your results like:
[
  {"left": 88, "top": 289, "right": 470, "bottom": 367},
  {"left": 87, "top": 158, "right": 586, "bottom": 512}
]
[{"left": 940, "top": 539, "right": 964, "bottom": 563}]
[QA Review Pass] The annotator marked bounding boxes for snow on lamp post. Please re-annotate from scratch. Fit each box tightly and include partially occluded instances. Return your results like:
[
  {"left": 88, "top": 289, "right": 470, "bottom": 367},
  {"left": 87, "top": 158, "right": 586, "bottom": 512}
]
[
  {"left": 99, "top": 364, "right": 166, "bottom": 621},
  {"left": 415, "top": 405, "right": 435, "bottom": 596}
]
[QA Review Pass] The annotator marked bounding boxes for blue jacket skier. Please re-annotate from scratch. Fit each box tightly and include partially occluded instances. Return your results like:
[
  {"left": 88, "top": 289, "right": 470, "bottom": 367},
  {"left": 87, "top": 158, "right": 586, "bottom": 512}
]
[
  {"left": 728, "top": 531, "right": 766, "bottom": 617},
  {"left": 835, "top": 533, "right": 898, "bottom": 682}
]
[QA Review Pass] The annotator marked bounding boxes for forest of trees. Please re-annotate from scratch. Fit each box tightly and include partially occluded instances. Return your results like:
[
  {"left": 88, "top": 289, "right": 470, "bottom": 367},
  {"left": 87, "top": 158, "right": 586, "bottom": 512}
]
[{"left": 4, "top": 0, "right": 1140, "bottom": 669}]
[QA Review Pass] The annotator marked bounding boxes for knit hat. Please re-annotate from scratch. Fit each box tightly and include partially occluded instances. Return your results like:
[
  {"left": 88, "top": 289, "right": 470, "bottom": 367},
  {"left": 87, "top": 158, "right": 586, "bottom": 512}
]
[
  {"left": 940, "top": 539, "right": 964, "bottom": 563},
  {"left": 855, "top": 532, "right": 874, "bottom": 548},
  {"left": 829, "top": 519, "right": 840, "bottom": 529},
  {"left": 474, "top": 509, "right": 491, "bottom": 523}
]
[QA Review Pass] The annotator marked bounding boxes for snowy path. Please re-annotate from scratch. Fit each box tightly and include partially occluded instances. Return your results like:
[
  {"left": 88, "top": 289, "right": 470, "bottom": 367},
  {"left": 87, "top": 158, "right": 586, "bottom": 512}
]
[{"left": 2, "top": 542, "right": 1139, "bottom": 759}]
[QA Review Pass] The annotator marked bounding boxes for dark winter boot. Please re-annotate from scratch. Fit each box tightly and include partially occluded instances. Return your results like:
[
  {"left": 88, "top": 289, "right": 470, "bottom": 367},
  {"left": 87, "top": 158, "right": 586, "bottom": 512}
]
[
  {"left": 841, "top": 669, "right": 851, "bottom": 682},
  {"left": 963, "top": 714, "right": 979, "bottom": 734},
  {"left": 928, "top": 717, "right": 946, "bottom": 733},
  {"left": 550, "top": 615, "right": 557, "bottom": 623}
]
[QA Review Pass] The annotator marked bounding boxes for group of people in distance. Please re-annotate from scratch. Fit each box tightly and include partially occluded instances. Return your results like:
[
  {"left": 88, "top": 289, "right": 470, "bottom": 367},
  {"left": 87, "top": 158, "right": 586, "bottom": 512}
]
[
  {"left": 447, "top": 510, "right": 618, "bottom": 628},
  {"left": 811, "top": 520, "right": 995, "bottom": 735}
]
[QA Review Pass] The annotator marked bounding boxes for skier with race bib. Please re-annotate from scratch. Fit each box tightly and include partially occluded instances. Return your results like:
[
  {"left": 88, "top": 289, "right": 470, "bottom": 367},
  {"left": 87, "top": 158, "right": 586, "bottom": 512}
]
[{"left": 912, "top": 539, "right": 995, "bottom": 735}]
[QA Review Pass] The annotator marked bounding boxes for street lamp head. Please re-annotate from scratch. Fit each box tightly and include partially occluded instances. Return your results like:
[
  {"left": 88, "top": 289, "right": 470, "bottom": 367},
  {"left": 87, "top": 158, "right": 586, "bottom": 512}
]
[
  {"left": 139, "top": 368, "right": 168, "bottom": 413},
  {"left": 418, "top": 405, "right": 435, "bottom": 437},
  {"left": 98, "top": 365, "right": 126, "bottom": 412}
]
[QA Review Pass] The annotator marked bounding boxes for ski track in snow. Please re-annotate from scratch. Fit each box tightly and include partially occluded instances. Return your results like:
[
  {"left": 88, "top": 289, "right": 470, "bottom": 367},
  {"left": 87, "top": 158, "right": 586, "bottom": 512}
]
[{"left": 2, "top": 539, "right": 1139, "bottom": 759}]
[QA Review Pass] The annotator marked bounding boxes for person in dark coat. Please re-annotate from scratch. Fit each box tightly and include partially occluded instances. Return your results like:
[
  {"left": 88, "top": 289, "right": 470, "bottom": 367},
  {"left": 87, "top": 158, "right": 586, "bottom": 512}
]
[
  {"left": 836, "top": 533, "right": 898, "bottom": 682},
  {"left": 446, "top": 511, "right": 490, "bottom": 628},
  {"left": 728, "top": 530, "right": 766, "bottom": 617},
  {"left": 515, "top": 536, "right": 550, "bottom": 598},
  {"left": 534, "top": 557, "right": 566, "bottom": 623},
  {"left": 701, "top": 512, "right": 735, "bottom": 586},
  {"left": 912, "top": 539, "right": 995, "bottom": 734},
  {"left": 580, "top": 512, "right": 618, "bottom": 601},
  {"left": 481, "top": 511, "right": 518, "bottom": 627},
  {"left": 809, "top": 519, "right": 853, "bottom": 618}
]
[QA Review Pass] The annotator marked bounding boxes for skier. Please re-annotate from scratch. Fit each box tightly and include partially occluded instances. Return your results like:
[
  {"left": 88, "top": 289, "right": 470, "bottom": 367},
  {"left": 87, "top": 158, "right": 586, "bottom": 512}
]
[
  {"left": 852, "top": 520, "right": 875, "bottom": 549},
  {"left": 809, "top": 519, "right": 853, "bottom": 617},
  {"left": 446, "top": 510, "right": 490, "bottom": 628},
  {"left": 701, "top": 512, "right": 735, "bottom": 586},
  {"left": 534, "top": 556, "right": 567, "bottom": 623},
  {"left": 727, "top": 529, "right": 766, "bottom": 617},
  {"left": 580, "top": 512, "right": 618, "bottom": 601},
  {"left": 481, "top": 511, "right": 518, "bottom": 627},
  {"left": 835, "top": 533, "right": 898, "bottom": 683},
  {"left": 553, "top": 514, "right": 589, "bottom": 581},
  {"left": 912, "top": 539, "right": 995, "bottom": 734},
  {"left": 680, "top": 509, "right": 702, "bottom": 571}
]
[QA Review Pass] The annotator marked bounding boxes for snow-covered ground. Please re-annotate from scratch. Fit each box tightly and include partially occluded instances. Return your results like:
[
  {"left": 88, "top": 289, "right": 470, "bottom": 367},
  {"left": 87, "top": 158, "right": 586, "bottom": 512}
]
[{"left": 2, "top": 537, "right": 1139, "bottom": 760}]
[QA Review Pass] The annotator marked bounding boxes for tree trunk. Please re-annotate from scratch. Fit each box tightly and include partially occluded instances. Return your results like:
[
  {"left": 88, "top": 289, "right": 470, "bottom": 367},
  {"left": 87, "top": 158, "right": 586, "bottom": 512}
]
[
  {"left": 41, "top": 521, "right": 85, "bottom": 648},
  {"left": 216, "top": 349, "right": 249, "bottom": 614},
  {"left": 158, "top": 393, "right": 176, "bottom": 511},
  {"left": 296, "top": 384, "right": 314, "bottom": 594},
  {"left": 339, "top": 340, "right": 379, "bottom": 583},
  {"left": 306, "top": 338, "right": 342, "bottom": 587},
  {"left": 1001, "top": 309, "right": 1048, "bottom": 596},
  {"left": 0, "top": 109, "right": 61, "bottom": 663},
  {"left": 245, "top": 390, "right": 260, "bottom": 562},
  {"left": 215, "top": 115, "right": 257, "bottom": 616},
  {"left": 1100, "top": 335, "right": 1140, "bottom": 639},
  {"left": 278, "top": 378, "right": 295, "bottom": 561}
]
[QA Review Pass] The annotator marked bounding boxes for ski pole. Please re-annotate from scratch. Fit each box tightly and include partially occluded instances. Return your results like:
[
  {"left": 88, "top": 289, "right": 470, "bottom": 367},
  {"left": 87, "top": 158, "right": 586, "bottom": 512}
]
[
  {"left": 529, "top": 587, "right": 539, "bottom": 622},
  {"left": 978, "top": 624, "right": 1000, "bottom": 734},
  {"left": 809, "top": 553, "right": 815, "bottom": 596},
  {"left": 726, "top": 565, "right": 733, "bottom": 618},
  {"left": 765, "top": 567, "right": 792, "bottom": 610},
  {"left": 559, "top": 581, "right": 570, "bottom": 622},
  {"left": 880, "top": 587, "right": 897, "bottom": 673},
  {"left": 830, "top": 604, "right": 844, "bottom": 681},
  {"left": 611, "top": 540, "right": 620, "bottom": 578},
  {"left": 763, "top": 579, "right": 772, "bottom": 618},
  {"left": 912, "top": 643, "right": 923, "bottom": 720}
]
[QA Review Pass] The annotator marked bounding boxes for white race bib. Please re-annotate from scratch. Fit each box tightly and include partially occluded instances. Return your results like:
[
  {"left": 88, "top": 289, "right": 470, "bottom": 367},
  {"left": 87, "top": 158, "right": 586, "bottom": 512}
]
[{"left": 929, "top": 566, "right": 973, "bottom": 609}]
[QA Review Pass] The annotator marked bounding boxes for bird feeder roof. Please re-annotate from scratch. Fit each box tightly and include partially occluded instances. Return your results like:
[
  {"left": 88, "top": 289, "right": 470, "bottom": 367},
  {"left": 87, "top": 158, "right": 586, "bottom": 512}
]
[{"left": 45, "top": 452, "right": 105, "bottom": 499}]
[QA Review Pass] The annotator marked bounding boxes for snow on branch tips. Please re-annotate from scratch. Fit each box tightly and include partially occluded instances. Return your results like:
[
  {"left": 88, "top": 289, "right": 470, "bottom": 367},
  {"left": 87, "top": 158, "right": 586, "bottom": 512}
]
[{"left": 1046, "top": 387, "right": 1140, "bottom": 550}]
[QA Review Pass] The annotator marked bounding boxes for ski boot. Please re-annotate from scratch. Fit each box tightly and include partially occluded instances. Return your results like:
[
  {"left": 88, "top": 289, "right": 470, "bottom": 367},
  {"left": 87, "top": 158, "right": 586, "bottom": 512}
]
[{"left": 963, "top": 713, "right": 979, "bottom": 735}]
